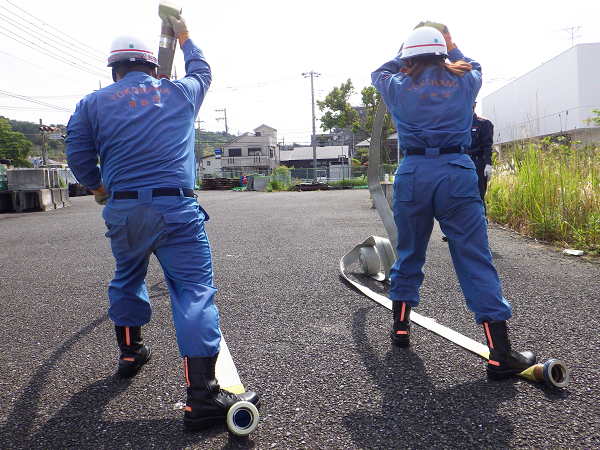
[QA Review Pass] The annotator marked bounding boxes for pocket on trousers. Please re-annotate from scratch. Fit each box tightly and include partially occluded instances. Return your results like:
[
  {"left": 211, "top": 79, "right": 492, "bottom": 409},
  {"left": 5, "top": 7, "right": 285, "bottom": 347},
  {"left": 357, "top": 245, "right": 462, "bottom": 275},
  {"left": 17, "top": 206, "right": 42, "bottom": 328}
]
[
  {"left": 448, "top": 159, "right": 479, "bottom": 198},
  {"left": 102, "top": 208, "right": 129, "bottom": 250},
  {"left": 163, "top": 210, "right": 200, "bottom": 240},
  {"left": 395, "top": 164, "right": 416, "bottom": 202}
]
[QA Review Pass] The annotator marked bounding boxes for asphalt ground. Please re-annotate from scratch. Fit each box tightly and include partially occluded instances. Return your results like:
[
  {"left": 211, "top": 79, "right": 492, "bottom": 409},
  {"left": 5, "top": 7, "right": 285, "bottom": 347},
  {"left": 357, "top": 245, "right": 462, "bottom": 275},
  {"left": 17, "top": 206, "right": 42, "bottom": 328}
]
[{"left": 0, "top": 189, "right": 599, "bottom": 450}]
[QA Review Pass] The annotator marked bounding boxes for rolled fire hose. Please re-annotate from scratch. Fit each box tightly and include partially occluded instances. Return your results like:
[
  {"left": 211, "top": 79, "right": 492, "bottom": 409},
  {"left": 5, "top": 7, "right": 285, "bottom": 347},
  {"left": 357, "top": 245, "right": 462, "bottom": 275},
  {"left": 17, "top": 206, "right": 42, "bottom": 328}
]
[
  {"left": 340, "top": 103, "right": 570, "bottom": 388},
  {"left": 215, "top": 337, "right": 260, "bottom": 435}
]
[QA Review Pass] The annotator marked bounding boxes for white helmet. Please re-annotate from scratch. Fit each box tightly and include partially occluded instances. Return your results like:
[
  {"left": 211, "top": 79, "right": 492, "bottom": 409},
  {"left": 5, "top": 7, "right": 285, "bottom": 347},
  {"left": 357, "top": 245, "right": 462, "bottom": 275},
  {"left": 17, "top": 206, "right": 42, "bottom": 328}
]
[
  {"left": 400, "top": 27, "right": 447, "bottom": 60},
  {"left": 107, "top": 35, "right": 159, "bottom": 67}
]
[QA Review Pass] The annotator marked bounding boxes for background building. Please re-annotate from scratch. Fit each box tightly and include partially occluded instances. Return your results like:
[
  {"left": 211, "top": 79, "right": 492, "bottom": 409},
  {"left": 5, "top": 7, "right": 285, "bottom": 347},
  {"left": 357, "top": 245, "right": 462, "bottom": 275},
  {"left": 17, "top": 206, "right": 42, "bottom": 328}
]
[
  {"left": 220, "top": 125, "right": 278, "bottom": 176},
  {"left": 483, "top": 43, "right": 600, "bottom": 145},
  {"left": 198, "top": 154, "right": 222, "bottom": 176},
  {"left": 279, "top": 145, "right": 350, "bottom": 180}
]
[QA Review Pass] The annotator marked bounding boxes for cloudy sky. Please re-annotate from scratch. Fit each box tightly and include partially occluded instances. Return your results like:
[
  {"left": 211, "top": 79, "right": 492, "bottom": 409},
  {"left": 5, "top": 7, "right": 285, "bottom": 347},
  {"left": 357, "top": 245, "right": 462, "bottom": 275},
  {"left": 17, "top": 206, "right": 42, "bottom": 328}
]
[{"left": 1, "top": 0, "right": 599, "bottom": 145}]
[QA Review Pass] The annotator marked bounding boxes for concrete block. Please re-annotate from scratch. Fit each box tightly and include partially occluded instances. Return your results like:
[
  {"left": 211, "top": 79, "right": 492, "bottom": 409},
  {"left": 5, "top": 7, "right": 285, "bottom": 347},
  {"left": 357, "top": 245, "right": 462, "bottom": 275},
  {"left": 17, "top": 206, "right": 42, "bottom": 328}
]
[
  {"left": 0, "top": 191, "right": 14, "bottom": 213},
  {"left": 50, "top": 188, "right": 63, "bottom": 208},
  {"left": 248, "top": 175, "right": 271, "bottom": 191},
  {"left": 38, "top": 189, "right": 55, "bottom": 211},
  {"left": 2, "top": 189, "right": 68, "bottom": 213},
  {"left": 60, "top": 188, "right": 72, "bottom": 207},
  {"left": 48, "top": 171, "right": 59, "bottom": 188},
  {"left": 14, "top": 190, "right": 38, "bottom": 213},
  {"left": 12, "top": 189, "right": 55, "bottom": 213},
  {"left": 8, "top": 168, "right": 51, "bottom": 190}
]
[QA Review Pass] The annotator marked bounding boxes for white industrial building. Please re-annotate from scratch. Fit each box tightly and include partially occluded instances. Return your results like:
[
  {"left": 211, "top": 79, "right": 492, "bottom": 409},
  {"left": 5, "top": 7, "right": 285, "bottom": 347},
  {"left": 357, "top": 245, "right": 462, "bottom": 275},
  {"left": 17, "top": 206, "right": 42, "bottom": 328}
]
[{"left": 482, "top": 42, "right": 600, "bottom": 145}]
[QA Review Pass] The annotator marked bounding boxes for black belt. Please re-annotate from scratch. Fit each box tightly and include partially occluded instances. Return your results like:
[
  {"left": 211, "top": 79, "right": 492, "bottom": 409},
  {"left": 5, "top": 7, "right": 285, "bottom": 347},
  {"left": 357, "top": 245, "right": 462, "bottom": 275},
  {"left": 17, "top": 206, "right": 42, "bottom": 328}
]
[
  {"left": 404, "top": 146, "right": 462, "bottom": 156},
  {"left": 113, "top": 188, "right": 195, "bottom": 200}
]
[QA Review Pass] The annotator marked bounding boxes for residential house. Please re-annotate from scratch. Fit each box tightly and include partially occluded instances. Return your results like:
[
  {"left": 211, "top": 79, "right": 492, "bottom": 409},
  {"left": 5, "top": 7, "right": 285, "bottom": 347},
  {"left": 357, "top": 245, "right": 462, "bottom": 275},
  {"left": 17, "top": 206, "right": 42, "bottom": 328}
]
[
  {"left": 197, "top": 154, "right": 222, "bottom": 176},
  {"left": 220, "top": 125, "right": 278, "bottom": 176}
]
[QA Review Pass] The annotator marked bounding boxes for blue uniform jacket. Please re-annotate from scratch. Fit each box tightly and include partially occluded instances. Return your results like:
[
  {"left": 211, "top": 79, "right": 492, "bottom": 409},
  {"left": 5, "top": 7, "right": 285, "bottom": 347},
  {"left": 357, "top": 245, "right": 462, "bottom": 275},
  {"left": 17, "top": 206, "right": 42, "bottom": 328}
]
[
  {"left": 66, "top": 39, "right": 211, "bottom": 192},
  {"left": 371, "top": 47, "right": 482, "bottom": 151}
]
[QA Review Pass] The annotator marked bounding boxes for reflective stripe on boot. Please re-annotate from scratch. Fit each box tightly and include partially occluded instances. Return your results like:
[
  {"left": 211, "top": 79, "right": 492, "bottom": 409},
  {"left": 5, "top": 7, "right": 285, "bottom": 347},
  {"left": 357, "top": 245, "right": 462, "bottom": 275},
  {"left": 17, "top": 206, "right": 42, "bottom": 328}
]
[
  {"left": 115, "top": 326, "right": 151, "bottom": 377},
  {"left": 483, "top": 321, "right": 537, "bottom": 379},
  {"left": 183, "top": 355, "right": 261, "bottom": 431},
  {"left": 391, "top": 301, "right": 411, "bottom": 347}
]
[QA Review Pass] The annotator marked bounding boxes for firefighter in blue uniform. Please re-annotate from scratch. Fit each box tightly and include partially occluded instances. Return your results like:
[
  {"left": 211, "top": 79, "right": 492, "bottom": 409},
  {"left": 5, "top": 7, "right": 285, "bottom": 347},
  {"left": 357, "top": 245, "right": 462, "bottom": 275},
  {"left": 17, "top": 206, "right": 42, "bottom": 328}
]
[
  {"left": 469, "top": 102, "right": 494, "bottom": 211},
  {"left": 371, "top": 23, "right": 536, "bottom": 379},
  {"left": 65, "top": 15, "right": 259, "bottom": 431}
]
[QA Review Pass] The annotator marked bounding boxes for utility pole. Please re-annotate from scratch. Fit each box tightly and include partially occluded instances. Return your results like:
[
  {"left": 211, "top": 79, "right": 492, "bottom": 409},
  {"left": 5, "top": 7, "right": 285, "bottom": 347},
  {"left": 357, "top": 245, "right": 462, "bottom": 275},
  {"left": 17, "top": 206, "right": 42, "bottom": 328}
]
[
  {"left": 215, "top": 108, "right": 228, "bottom": 136},
  {"left": 302, "top": 71, "right": 320, "bottom": 181},
  {"left": 39, "top": 119, "right": 47, "bottom": 165}
]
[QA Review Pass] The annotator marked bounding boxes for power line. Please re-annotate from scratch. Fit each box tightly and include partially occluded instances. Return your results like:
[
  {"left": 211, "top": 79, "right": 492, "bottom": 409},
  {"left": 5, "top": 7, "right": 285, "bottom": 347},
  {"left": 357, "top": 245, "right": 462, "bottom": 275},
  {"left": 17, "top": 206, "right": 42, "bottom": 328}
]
[
  {"left": 0, "top": 89, "right": 72, "bottom": 113},
  {"left": 0, "top": 28, "right": 109, "bottom": 78},
  {"left": 3, "top": 0, "right": 105, "bottom": 58},
  {"left": 0, "top": 50, "right": 102, "bottom": 87},
  {"left": 0, "top": 10, "right": 106, "bottom": 65},
  {"left": 0, "top": 2, "right": 109, "bottom": 78},
  {"left": 210, "top": 75, "right": 301, "bottom": 93}
]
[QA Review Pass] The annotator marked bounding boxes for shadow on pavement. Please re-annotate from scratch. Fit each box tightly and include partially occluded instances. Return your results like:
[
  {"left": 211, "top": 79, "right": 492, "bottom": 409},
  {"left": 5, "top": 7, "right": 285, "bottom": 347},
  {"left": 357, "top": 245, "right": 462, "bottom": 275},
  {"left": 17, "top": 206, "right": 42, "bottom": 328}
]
[
  {"left": 343, "top": 306, "right": 517, "bottom": 449},
  {"left": 0, "top": 315, "right": 256, "bottom": 450}
]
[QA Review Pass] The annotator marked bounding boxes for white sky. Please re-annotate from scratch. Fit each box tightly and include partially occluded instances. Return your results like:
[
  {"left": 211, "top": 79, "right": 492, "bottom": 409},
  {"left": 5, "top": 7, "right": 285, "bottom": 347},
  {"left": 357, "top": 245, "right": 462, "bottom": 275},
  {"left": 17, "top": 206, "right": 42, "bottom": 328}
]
[{"left": 1, "top": 0, "right": 599, "bottom": 145}]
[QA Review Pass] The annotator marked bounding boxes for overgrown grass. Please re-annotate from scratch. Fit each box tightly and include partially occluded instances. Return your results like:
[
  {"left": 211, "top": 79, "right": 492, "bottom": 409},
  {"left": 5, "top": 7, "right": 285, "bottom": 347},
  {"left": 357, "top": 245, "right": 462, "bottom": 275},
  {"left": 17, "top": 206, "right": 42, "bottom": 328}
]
[{"left": 487, "top": 139, "right": 600, "bottom": 254}]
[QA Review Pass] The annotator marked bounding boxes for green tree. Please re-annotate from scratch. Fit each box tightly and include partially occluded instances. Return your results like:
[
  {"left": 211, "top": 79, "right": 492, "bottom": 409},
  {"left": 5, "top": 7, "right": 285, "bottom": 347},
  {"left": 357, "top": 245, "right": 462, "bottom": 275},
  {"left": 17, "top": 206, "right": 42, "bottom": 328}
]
[
  {"left": 353, "top": 147, "right": 369, "bottom": 165},
  {"left": 194, "top": 129, "right": 237, "bottom": 162},
  {"left": 357, "top": 86, "right": 395, "bottom": 164},
  {"left": 317, "top": 81, "right": 396, "bottom": 164},
  {"left": 0, "top": 118, "right": 33, "bottom": 167},
  {"left": 317, "top": 79, "right": 358, "bottom": 132}
]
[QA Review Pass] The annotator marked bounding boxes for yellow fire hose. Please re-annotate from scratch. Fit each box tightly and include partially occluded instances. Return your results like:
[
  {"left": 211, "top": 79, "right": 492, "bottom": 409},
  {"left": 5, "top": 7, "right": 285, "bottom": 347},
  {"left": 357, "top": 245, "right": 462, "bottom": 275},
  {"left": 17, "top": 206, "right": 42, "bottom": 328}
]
[{"left": 340, "top": 103, "right": 569, "bottom": 388}]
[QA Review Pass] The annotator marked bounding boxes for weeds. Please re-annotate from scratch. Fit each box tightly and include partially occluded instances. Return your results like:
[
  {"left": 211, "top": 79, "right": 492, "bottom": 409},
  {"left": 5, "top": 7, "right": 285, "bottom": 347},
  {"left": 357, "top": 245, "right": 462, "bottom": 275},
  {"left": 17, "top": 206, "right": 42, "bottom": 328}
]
[{"left": 488, "top": 139, "right": 600, "bottom": 254}]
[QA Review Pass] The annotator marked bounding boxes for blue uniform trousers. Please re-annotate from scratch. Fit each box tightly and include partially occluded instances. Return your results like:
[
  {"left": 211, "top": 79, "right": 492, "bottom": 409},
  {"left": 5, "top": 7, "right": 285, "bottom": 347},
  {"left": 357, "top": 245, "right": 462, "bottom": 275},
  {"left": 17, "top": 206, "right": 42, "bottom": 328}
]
[
  {"left": 390, "top": 152, "right": 512, "bottom": 324},
  {"left": 102, "top": 191, "right": 220, "bottom": 357}
]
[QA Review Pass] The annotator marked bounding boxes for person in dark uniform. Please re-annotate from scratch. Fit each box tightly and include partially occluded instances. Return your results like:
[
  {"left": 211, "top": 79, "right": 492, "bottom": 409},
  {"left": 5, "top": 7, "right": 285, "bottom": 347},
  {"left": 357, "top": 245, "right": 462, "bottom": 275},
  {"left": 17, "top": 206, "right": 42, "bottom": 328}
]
[{"left": 468, "top": 102, "right": 494, "bottom": 211}]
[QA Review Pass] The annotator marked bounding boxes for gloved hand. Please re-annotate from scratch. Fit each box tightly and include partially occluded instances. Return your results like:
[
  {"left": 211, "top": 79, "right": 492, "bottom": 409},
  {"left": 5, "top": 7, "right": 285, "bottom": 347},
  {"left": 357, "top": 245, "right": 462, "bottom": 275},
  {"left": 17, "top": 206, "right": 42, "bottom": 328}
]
[
  {"left": 169, "top": 14, "right": 188, "bottom": 36},
  {"left": 414, "top": 21, "right": 448, "bottom": 34},
  {"left": 415, "top": 21, "right": 456, "bottom": 52},
  {"left": 484, "top": 164, "right": 493, "bottom": 181},
  {"left": 90, "top": 184, "right": 109, "bottom": 206}
]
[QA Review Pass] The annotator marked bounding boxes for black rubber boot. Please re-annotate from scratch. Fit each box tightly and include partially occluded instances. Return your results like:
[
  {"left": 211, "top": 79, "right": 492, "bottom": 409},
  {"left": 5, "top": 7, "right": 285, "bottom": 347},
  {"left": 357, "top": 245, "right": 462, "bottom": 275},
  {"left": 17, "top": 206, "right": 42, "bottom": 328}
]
[
  {"left": 115, "top": 326, "right": 151, "bottom": 377},
  {"left": 391, "top": 301, "right": 411, "bottom": 347},
  {"left": 483, "top": 321, "right": 537, "bottom": 379},
  {"left": 184, "top": 355, "right": 261, "bottom": 431}
]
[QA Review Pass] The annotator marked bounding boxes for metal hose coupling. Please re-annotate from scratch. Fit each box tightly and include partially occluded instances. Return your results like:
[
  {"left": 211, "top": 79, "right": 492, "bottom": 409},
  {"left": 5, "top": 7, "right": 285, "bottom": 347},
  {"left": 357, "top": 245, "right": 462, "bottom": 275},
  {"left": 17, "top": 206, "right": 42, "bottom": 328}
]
[{"left": 519, "top": 359, "right": 570, "bottom": 388}]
